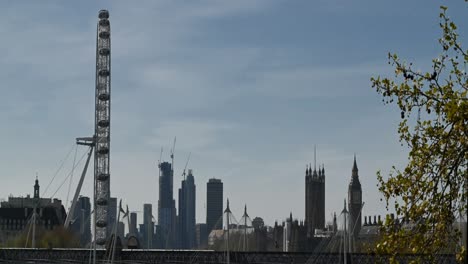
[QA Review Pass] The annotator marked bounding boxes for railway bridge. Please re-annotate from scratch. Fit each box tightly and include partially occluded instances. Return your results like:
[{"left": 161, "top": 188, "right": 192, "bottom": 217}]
[{"left": 0, "top": 248, "right": 457, "bottom": 264}]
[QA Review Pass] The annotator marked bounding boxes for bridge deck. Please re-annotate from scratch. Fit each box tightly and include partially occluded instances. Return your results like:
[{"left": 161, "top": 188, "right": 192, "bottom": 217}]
[{"left": 0, "top": 248, "right": 457, "bottom": 264}]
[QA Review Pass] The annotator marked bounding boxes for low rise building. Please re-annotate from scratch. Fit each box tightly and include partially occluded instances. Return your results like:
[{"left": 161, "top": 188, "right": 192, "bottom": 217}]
[{"left": 0, "top": 177, "right": 66, "bottom": 244}]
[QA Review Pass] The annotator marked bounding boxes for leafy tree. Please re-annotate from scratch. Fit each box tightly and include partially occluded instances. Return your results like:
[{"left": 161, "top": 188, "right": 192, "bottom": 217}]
[
  {"left": 371, "top": 5, "right": 467, "bottom": 263},
  {"left": 2, "top": 227, "right": 80, "bottom": 248}
]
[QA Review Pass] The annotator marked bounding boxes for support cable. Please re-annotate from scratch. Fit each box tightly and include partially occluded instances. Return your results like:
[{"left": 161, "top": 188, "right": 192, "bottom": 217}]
[
  {"left": 24, "top": 214, "right": 33, "bottom": 248},
  {"left": 65, "top": 145, "right": 79, "bottom": 210},
  {"left": 42, "top": 143, "right": 76, "bottom": 196},
  {"left": 49, "top": 149, "right": 89, "bottom": 200}
]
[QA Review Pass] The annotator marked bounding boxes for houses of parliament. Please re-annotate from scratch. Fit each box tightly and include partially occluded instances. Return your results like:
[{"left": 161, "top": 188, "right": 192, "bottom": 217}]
[
  {"left": 304, "top": 153, "right": 363, "bottom": 239},
  {"left": 273, "top": 153, "right": 364, "bottom": 252}
]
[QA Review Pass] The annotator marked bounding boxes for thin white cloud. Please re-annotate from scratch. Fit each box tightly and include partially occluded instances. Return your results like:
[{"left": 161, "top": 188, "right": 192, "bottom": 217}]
[
  {"left": 251, "top": 62, "right": 392, "bottom": 98},
  {"left": 145, "top": 119, "right": 238, "bottom": 152}
]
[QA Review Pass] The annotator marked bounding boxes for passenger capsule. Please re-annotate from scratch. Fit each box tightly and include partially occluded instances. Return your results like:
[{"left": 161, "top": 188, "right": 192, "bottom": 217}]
[
  {"left": 99, "top": 31, "right": 110, "bottom": 39},
  {"left": 96, "top": 220, "right": 107, "bottom": 228},
  {"left": 99, "top": 48, "right": 110, "bottom": 56},
  {"left": 98, "top": 148, "right": 109, "bottom": 155},
  {"left": 98, "top": 93, "right": 110, "bottom": 101},
  {"left": 96, "top": 198, "right": 108, "bottom": 206},
  {"left": 99, "top": 19, "right": 110, "bottom": 26},
  {"left": 98, "top": 10, "right": 109, "bottom": 19},
  {"left": 99, "top": 69, "right": 110, "bottom": 76},
  {"left": 98, "top": 120, "right": 110, "bottom": 127},
  {"left": 97, "top": 173, "right": 110, "bottom": 181}
]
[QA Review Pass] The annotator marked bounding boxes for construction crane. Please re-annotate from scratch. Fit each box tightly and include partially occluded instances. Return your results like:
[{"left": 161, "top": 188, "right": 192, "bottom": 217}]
[
  {"left": 181, "top": 152, "right": 191, "bottom": 180},
  {"left": 158, "top": 147, "right": 163, "bottom": 177},
  {"left": 158, "top": 147, "right": 163, "bottom": 166},
  {"left": 170, "top": 137, "right": 176, "bottom": 172}
]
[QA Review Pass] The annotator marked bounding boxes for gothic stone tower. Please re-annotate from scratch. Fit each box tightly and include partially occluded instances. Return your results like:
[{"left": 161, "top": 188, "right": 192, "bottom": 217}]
[
  {"left": 305, "top": 161, "right": 325, "bottom": 237},
  {"left": 348, "top": 155, "right": 362, "bottom": 239}
]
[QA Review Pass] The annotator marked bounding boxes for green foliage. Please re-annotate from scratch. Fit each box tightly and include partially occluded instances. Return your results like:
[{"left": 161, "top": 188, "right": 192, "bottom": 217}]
[
  {"left": 371, "top": 5, "right": 467, "bottom": 263},
  {"left": 1, "top": 227, "right": 80, "bottom": 248}
]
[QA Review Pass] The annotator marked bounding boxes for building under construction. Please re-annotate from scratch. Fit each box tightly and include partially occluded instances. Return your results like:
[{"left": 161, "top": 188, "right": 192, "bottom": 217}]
[{"left": 157, "top": 161, "right": 177, "bottom": 248}]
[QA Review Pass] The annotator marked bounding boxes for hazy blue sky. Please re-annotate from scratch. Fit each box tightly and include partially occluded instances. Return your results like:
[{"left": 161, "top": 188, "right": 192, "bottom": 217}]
[{"left": 0, "top": 1, "right": 466, "bottom": 229}]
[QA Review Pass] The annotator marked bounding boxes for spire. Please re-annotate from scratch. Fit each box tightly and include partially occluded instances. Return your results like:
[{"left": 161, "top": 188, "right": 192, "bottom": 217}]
[
  {"left": 341, "top": 199, "right": 348, "bottom": 214},
  {"left": 314, "top": 145, "right": 316, "bottom": 171},
  {"left": 353, "top": 153, "right": 358, "bottom": 170},
  {"left": 305, "top": 164, "right": 309, "bottom": 176},
  {"left": 34, "top": 173, "right": 40, "bottom": 199},
  {"left": 289, "top": 212, "right": 293, "bottom": 222},
  {"left": 322, "top": 163, "right": 325, "bottom": 176},
  {"left": 309, "top": 163, "right": 312, "bottom": 175},
  {"left": 243, "top": 204, "right": 249, "bottom": 217},
  {"left": 312, "top": 146, "right": 319, "bottom": 178},
  {"left": 224, "top": 198, "right": 231, "bottom": 213},
  {"left": 352, "top": 154, "right": 359, "bottom": 179},
  {"left": 333, "top": 212, "right": 337, "bottom": 232}
]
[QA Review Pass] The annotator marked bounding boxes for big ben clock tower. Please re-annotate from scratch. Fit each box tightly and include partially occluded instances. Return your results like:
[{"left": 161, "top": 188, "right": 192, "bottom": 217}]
[{"left": 348, "top": 154, "right": 362, "bottom": 239}]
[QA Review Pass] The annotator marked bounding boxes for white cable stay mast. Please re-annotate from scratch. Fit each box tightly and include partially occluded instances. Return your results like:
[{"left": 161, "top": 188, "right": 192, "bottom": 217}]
[{"left": 64, "top": 138, "right": 94, "bottom": 229}]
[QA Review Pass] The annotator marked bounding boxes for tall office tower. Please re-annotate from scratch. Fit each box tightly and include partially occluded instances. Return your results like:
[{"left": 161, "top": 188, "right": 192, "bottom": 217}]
[
  {"left": 348, "top": 155, "right": 362, "bottom": 239},
  {"left": 158, "top": 161, "right": 177, "bottom": 248},
  {"left": 117, "top": 222, "right": 125, "bottom": 239},
  {"left": 195, "top": 223, "right": 207, "bottom": 249},
  {"left": 177, "top": 188, "right": 185, "bottom": 248},
  {"left": 158, "top": 162, "right": 176, "bottom": 249},
  {"left": 305, "top": 149, "right": 325, "bottom": 237},
  {"left": 129, "top": 212, "right": 137, "bottom": 236},
  {"left": 138, "top": 223, "right": 144, "bottom": 239},
  {"left": 206, "top": 178, "right": 223, "bottom": 236},
  {"left": 107, "top": 197, "right": 117, "bottom": 237},
  {"left": 178, "top": 169, "right": 196, "bottom": 248},
  {"left": 70, "top": 196, "right": 91, "bottom": 246},
  {"left": 143, "top": 203, "right": 154, "bottom": 248}
]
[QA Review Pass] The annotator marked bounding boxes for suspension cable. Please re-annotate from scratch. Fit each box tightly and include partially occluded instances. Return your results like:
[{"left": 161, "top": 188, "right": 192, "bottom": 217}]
[
  {"left": 65, "top": 145, "right": 79, "bottom": 209},
  {"left": 49, "top": 148, "right": 90, "bottom": 200},
  {"left": 42, "top": 143, "right": 76, "bottom": 196}
]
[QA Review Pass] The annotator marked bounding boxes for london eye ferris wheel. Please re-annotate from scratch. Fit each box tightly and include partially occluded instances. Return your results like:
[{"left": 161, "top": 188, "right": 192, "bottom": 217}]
[{"left": 94, "top": 9, "right": 111, "bottom": 246}]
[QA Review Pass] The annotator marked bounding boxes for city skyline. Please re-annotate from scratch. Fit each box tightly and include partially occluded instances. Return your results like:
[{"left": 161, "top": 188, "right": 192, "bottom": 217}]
[{"left": 1, "top": 0, "right": 467, "bottom": 229}]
